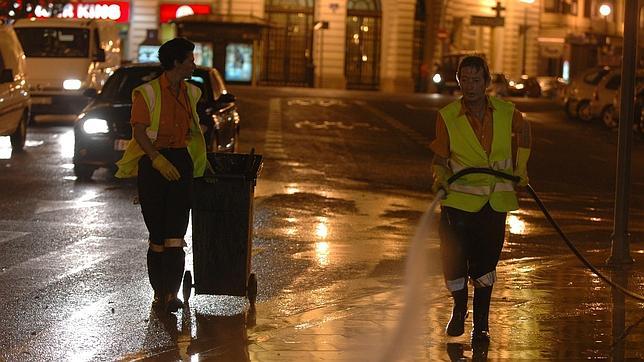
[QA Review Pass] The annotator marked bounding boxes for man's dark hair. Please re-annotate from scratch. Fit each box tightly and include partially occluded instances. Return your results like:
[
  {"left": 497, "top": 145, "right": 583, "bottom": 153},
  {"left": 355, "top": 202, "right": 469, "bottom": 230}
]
[
  {"left": 456, "top": 55, "right": 491, "bottom": 84},
  {"left": 158, "top": 38, "right": 195, "bottom": 71}
]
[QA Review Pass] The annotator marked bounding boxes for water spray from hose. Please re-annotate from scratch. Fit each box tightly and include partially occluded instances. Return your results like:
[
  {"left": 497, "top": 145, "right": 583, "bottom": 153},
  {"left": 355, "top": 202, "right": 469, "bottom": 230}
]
[{"left": 377, "top": 168, "right": 643, "bottom": 361}]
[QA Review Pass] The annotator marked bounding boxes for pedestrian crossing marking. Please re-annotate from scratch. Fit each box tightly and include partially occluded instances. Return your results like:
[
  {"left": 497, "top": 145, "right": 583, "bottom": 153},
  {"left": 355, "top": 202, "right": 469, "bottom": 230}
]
[
  {"left": 265, "top": 98, "right": 288, "bottom": 160},
  {"left": 0, "top": 231, "right": 30, "bottom": 245},
  {"left": 0, "top": 236, "right": 144, "bottom": 296},
  {"left": 35, "top": 200, "right": 104, "bottom": 214}
]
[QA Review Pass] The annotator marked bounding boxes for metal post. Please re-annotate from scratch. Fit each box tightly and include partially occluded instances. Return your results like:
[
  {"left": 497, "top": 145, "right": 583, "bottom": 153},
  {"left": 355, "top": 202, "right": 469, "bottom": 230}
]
[
  {"left": 521, "top": 7, "right": 527, "bottom": 75},
  {"left": 607, "top": 0, "right": 638, "bottom": 266}
]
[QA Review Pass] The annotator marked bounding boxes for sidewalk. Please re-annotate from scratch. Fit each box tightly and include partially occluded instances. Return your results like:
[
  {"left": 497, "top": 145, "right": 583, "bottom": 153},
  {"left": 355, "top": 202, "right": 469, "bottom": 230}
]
[{"left": 239, "top": 247, "right": 644, "bottom": 361}]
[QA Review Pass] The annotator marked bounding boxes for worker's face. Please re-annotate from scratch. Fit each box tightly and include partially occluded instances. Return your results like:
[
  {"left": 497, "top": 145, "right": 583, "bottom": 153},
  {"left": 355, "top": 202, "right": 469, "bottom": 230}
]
[
  {"left": 458, "top": 66, "right": 488, "bottom": 104},
  {"left": 175, "top": 52, "right": 196, "bottom": 79}
]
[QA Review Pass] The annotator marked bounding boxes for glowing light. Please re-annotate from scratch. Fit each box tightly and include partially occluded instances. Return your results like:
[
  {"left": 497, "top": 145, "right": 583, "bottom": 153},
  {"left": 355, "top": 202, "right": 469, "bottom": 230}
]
[
  {"left": 0, "top": 137, "right": 12, "bottom": 159},
  {"left": 507, "top": 214, "right": 527, "bottom": 235},
  {"left": 315, "top": 222, "right": 328, "bottom": 239},
  {"left": 315, "top": 241, "right": 330, "bottom": 266},
  {"left": 175, "top": 5, "right": 194, "bottom": 18},
  {"left": 285, "top": 185, "right": 300, "bottom": 194},
  {"left": 599, "top": 4, "right": 611, "bottom": 16},
  {"left": 362, "top": 55, "right": 368, "bottom": 61},
  {"left": 59, "top": 130, "right": 75, "bottom": 158}
]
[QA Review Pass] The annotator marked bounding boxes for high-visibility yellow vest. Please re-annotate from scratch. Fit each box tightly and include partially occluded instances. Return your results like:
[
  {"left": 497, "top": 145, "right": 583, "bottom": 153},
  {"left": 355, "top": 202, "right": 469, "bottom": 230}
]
[
  {"left": 115, "top": 77, "right": 207, "bottom": 178},
  {"left": 439, "top": 96, "right": 518, "bottom": 212}
]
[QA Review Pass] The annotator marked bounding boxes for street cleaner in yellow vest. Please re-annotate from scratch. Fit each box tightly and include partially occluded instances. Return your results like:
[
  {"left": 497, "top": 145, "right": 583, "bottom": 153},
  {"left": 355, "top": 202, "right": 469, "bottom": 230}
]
[
  {"left": 115, "top": 38, "right": 207, "bottom": 314},
  {"left": 430, "top": 55, "right": 532, "bottom": 346}
]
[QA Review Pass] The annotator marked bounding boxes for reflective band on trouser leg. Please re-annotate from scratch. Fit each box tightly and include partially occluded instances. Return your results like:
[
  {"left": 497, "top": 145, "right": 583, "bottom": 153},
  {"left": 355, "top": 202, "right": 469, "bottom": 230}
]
[
  {"left": 149, "top": 241, "right": 164, "bottom": 253},
  {"left": 164, "top": 238, "right": 187, "bottom": 248},
  {"left": 446, "top": 277, "right": 468, "bottom": 292},
  {"left": 473, "top": 270, "right": 496, "bottom": 288}
]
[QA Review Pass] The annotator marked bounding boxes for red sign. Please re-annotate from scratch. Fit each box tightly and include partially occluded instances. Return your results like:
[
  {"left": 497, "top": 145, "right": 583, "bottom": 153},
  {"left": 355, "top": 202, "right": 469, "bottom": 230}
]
[
  {"left": 34, "top": 2, "right": 130, "bottom": 23},
  {"left": 159, "top": 4, "right": 211, "bottom": 23}
]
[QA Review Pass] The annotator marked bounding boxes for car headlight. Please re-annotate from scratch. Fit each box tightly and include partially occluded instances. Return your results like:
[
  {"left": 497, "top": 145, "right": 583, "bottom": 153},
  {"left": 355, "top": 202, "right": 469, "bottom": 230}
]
[
  {"left": 82, "top": 118, "right": 109, "bottom": 134},
  {"left": 63, "top": 79, "right": 82, "bottom": 90},
  {"left": 432, "top": 73, "right": 442, "bottom": 84}
]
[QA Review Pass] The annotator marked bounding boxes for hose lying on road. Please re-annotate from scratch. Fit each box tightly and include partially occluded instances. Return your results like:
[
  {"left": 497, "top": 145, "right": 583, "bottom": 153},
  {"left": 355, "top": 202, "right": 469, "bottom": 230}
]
[{"left": 448, "top": 168, "right": 644, "bottom": 303}]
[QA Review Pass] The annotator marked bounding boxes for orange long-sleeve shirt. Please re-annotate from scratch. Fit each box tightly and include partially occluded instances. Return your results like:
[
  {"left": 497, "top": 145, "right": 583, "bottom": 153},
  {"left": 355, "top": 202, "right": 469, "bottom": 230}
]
[{"left": 130, "top": 73, "right": 194, "bottom": 149}]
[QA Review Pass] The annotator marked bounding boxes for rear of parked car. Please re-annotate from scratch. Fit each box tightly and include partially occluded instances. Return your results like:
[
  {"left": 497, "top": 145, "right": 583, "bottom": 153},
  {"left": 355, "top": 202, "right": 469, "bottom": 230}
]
[
  {"left": 562, "top": 66, "right": 612, "bottom": 120},
  {"left": 587, "top": 70, "right": 644, "bottom": 128},
  {"left": 73, "top": 64, "right": 240, "bottom": 180}
]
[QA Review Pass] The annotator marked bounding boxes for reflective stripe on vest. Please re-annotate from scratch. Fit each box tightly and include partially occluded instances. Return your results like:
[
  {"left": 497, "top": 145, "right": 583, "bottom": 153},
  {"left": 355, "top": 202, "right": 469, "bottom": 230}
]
[
  {"left": 115, "top": 78, "right": 207, "bottom": 178},
  {"left": 439, "top": 96, "right": 519, "bottom": 212}
]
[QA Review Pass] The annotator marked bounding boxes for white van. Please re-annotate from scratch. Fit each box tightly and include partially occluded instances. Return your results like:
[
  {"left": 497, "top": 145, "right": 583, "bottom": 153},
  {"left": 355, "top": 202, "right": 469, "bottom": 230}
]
[
  {"left": 13, "top": 18, "right": 121, "bottom": 121},
  {"left": 0, "top": 25, "right": 30, "bottom": 151}
]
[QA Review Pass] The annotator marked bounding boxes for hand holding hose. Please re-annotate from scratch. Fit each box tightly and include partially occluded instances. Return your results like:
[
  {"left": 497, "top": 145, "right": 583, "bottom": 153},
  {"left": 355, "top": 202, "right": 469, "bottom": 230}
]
[{"left": 431, "top": 164, "right": 451, "bottom": 194}]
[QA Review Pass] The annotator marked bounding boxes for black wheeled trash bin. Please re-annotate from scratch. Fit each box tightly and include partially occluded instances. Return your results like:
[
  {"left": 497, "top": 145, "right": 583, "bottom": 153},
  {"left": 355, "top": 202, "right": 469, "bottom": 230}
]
[{"left": 183, "top": 151, "right": 263, "bottom": 307}]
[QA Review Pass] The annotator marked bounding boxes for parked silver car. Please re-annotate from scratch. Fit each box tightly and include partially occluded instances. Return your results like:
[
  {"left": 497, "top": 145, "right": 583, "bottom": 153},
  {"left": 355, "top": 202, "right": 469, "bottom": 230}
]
[
  {"left": 587, "top": 69, "right": 644, "bottom": 128},
  {"left": 562, "top": 66, "right": 613, "bottom": 121}
]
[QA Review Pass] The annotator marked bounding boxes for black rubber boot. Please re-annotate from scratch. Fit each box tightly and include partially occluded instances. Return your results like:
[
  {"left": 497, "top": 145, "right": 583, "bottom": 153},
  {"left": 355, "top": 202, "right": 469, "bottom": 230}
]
[
  {"left": 471, "top": 286, "right": 493, "bottom": 344},
  {"left": 147, "top": 248, "right": 164, "bottom": 307},
  {"left": 163, "top": 247, "right": 185, "bottom": 313},
  {"left": 446, "top": 287, "right": 468, "bottom": 336}
]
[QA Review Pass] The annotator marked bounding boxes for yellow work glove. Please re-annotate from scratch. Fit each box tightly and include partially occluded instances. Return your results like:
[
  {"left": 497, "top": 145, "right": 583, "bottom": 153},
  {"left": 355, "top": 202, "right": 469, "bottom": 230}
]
[
  {"left": 431, "top": 164, "right": 452, "bottom": 194},
  {"left": 152, "top": 154, "right": 180, "bottom": 181},
  {"left": 514, "top": 147, "right": 531, "bottom": 187}
]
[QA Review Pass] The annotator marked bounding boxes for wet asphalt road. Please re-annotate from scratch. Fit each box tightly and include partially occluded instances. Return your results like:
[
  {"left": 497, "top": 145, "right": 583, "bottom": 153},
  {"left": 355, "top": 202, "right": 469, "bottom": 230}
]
[{"left": 0, "top": 87, "right": 643, "bottom": 361}]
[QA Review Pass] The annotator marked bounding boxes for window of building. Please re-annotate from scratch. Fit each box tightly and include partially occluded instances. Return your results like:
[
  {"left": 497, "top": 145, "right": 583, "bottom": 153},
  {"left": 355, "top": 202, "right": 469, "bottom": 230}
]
[
  {"left": 345, "top": 0, "right": 381, "bottom": 89},
  {"left": 347, "top": 0, "right": 380, "bottom": 11},
  {"left": 545, "top": 0, "right": 578, "bottom": 15}
]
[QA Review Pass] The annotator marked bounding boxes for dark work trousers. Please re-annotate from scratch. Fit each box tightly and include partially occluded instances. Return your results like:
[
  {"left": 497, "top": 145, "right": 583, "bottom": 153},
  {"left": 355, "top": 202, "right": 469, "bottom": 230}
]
[
  {"left": 438, "top": 203, "right": 507, "bottom": 291},
  {"left": 138, "top": 147, "right": 193, "bottom": 299}
]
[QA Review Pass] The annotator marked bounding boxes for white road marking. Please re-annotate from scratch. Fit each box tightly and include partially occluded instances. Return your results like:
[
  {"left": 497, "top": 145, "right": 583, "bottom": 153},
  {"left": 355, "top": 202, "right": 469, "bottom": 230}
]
[
  {"left": 0, "top": 236, "right": 144, "bottom": 296},
  {"left": 265, "top": 98, "right": 288, "bottom": 160},
  {"left": 0, "top": 230, "right": 30, "bottom": 244}
]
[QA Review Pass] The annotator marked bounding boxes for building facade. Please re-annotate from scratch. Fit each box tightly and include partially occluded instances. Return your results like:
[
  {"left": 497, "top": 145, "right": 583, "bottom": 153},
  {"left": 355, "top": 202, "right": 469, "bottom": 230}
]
[{"left": 7, "top": 0, "right": 640, "bottom": 91}]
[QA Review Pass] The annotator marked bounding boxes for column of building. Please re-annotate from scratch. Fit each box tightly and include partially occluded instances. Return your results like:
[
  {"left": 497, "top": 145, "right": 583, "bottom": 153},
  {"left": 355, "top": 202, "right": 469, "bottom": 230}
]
[
  {"left": 128, "top": 0, "right": 158, "bottom": 60},
  {"left": 379, "top": 0, "right": 416, "bottom": 92},
  {"left": 314, "top": 0, "right": 348, "bottom": 89}
]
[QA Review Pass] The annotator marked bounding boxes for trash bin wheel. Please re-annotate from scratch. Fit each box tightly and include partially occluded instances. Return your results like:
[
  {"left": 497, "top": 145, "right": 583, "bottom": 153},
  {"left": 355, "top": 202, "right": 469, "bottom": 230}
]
[
  {"left": 182, "top": 271, "right": 192, "bottom": 302},
  {"left": 247, "top": 273, "right": 257, "bottom": 307}
]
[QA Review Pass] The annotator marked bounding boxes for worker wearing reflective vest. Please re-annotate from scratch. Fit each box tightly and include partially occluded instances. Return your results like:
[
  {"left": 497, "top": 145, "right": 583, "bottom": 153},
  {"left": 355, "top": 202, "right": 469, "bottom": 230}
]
[
  {"left": 430, "top": 56, "right": 532, "bottom": 346},
  {"left": 116, "top": 38, "right": 207, "bottom": 314}
]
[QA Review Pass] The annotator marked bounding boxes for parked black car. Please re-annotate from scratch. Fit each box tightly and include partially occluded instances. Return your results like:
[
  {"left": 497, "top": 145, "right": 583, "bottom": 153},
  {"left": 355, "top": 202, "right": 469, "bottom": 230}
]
[
  {"left": 507, "top": 76, "right": 542, "bottom": 98},
  {"left": 73, "top": 63, "right": 240, "bottom": 180}
]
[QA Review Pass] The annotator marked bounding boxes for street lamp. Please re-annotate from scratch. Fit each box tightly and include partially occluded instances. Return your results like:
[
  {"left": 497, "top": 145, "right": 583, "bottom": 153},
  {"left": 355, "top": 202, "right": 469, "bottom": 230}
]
[
  {"left": 599, "top": 3, "right": 611, "bottom": 36},
  {"left": 519, "top": 0, "right": 535, "bottom": 76}
]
